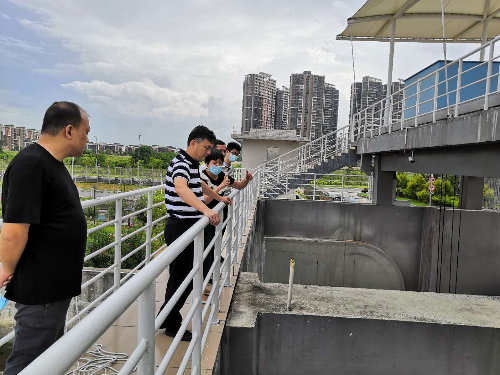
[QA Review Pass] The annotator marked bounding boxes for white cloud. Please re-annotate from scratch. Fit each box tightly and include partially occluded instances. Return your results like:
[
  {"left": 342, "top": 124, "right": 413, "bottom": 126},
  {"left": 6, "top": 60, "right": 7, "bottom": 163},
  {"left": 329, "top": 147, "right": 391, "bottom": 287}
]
[
  {"left": 4, "top": 0, "right": 479, "bottom": 146},
  {"left": 1, "top": 13, "right": 10, "bottom": 19},
  {"left": 62, "top": 79, "right": 210, "bottom": 121}
]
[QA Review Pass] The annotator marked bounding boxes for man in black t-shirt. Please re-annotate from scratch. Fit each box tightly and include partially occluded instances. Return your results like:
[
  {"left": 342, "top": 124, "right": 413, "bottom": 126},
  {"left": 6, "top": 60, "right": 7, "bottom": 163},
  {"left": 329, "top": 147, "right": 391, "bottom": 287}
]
[{"left": 0, "top": 101, "right": 90, "bottom": 374}]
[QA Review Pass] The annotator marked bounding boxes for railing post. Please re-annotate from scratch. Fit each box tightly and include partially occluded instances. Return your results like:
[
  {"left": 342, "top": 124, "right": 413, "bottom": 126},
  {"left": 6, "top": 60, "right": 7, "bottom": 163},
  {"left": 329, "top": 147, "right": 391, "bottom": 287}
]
[
  {"left": 192, "top": 232, "right": 203, "bottom": 375},
  {"left": 233, "top": 193, "right": 240, "bottom": 264},
  {"left": 388, "top": 95, "right": 394, "bottom": 133},
  {"left": 433, "top": 71, "right": 439, "bottom": 123},
  {"left": 238, "top": 189, "right": 244, "bottom": 247},
  {"left": 485, "top": 43, "right": 495, "bottom": 110},
  {"left": 212, "top": 209, "right": 223, "bottom": 325},
  {"left": 455, "top": 58, "right": 463, "bottom": 116},
  {"left": 137, "top": 280, "right": 155, "bottom": 375},
  {"left": 225, "top": 204, "right": 233, "bottom": 287},
  {"left": 146, "top": 191, "right": 153, "bottom": 263},
  {"left": 114, "top": 199, "right": 123, "bottom": 291},
  {"left": 341, "top": 176, "right": 345, "bottom": 202},
  {"left": 415, "top": 80, "right": 421, "bottom": 127},
  {"left": 401, "top": 86, "right": 406, "bottom": 130},
  {"left": 313, "top": 173, "right": 317, "bottom": 201}
]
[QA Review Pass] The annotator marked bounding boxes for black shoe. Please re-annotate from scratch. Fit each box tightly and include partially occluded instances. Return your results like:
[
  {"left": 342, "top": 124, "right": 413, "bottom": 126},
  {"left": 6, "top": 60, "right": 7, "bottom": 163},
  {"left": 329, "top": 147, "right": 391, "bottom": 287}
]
[{"left": 164, "top": 326, "right": 192, "bottom": 341}]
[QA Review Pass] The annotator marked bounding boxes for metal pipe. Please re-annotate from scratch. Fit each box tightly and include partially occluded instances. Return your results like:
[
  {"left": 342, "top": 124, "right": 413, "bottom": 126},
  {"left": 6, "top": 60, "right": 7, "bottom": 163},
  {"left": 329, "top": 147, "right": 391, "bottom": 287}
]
[
  {"left": 191, "top": 232, "right": 203, "bottom": 375},
  {"left": 287, "top": 259, "right": 295, "bottom": 311},
  {"left": 137, "top": 282, "right": 155, "bottom": 375}
]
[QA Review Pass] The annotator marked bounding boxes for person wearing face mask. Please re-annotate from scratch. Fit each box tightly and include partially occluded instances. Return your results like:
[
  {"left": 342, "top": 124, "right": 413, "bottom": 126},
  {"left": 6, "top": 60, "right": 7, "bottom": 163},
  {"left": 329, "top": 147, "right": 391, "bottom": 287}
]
[
  {"left": 200, "top": 148, "right": 252, "bottom": 298},
  {"left": 222, "top": 142, "right": 241, "bottom": 179}
]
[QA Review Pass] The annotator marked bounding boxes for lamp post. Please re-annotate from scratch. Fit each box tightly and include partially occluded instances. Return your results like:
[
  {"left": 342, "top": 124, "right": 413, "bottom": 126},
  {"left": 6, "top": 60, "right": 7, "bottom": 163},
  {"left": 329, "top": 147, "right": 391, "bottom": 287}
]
[
  {"left": 94, "top": 136, "right": 99, "bottom": 182},
  {"left": 137, "top": 134, "right": 141, "bottom": 183},
  {"left": 94, "top": 136, "right": 98, "bottom": 224}
]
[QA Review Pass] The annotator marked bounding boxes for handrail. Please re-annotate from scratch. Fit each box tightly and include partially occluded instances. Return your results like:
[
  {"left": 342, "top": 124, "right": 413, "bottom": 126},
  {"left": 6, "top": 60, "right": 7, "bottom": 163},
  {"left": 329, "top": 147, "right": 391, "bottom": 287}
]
[{"left": 17, "top": 172, "right": 261, "bottom": 375}]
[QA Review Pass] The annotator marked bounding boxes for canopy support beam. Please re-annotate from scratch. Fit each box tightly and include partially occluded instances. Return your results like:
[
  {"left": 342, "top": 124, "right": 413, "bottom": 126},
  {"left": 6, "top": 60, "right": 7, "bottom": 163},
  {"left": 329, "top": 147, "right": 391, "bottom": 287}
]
[
  {"left": 453, "top": 6, "right": 500, "bottom": 42},
  {"left": 384, "top": 20, "right": 396, "bottom": 126},
  {"left": 480, "top": 0, "right": 491, "bottom": 61},
  {"left": 375, "top": 0, "right": 420, "bottom": 39}
]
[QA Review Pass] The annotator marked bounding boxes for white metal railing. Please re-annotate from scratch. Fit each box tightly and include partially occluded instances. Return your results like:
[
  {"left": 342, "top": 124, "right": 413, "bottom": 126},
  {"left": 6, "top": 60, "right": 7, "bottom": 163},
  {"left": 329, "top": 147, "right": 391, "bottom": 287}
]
[
  {"left": 279, "top": 172, "right": 373, "bottom": 202},
  {"left": 0, "top": 172, "right": 260, "bottom": 374},
  {"left": 350, "top": 34, "right": 500, "bottom": 142},
  {"left": 253, "top": 124, "right": 352, "bottom": 198}
]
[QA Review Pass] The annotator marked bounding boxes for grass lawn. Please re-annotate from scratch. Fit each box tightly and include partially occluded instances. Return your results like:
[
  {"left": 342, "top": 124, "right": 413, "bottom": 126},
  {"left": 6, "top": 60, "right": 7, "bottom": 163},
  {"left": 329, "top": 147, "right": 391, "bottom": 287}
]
[{"left": 76, "top": 182, "right": 145, "bottom": 191}]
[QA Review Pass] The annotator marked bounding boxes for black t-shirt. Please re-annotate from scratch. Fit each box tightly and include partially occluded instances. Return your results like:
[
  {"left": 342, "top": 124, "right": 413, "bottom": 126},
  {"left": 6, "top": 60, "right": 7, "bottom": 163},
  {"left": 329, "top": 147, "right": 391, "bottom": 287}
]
[
  {"left": 200, "top": 170, "right": 234, "bottom": 209},
  {"left": 2, "top": 143, "right": 87, "bottom": 305}
]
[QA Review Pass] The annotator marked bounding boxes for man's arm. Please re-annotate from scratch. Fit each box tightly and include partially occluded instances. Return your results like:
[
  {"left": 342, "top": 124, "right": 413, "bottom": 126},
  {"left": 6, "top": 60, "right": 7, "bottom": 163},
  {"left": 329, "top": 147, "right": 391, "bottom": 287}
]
[
  {"left": 201, "top": 181, "right": 232, "bottom": 206},
  {"left": 230, "top": 171, "right": 253, "bottom": 190},
  {"left": 0, "top": 223, "right": 30, "bottom": 285},
  {"left": 174, "top": 178, "right": 220, "bottom": 225}
]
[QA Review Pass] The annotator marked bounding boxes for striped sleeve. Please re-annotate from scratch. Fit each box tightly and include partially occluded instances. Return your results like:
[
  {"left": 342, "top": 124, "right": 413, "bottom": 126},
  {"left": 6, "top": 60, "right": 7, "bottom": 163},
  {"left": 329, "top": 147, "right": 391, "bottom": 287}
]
[{"left": 172, "top": 163, "right": 190, "bottom": 181}]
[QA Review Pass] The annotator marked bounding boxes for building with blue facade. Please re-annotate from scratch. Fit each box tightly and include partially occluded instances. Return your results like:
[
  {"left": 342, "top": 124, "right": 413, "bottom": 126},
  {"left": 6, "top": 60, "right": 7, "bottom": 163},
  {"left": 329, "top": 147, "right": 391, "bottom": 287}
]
[{"left": 404, "top": 60, "right": 500, "bottom": 120}]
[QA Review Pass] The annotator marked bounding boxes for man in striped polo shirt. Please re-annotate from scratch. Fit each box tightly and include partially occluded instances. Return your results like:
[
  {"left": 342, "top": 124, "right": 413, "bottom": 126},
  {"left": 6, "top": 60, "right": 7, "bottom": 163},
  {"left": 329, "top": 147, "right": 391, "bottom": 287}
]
[{"left": 159, "top": 125, "right": 231, "bottom": 340}]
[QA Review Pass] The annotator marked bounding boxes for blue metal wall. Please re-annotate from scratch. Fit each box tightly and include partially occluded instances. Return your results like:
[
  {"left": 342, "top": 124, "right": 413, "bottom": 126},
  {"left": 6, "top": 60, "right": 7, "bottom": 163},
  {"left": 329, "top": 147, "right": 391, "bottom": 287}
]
[{"left": 404, "top": 60, "right": 500, "bottom": 119}]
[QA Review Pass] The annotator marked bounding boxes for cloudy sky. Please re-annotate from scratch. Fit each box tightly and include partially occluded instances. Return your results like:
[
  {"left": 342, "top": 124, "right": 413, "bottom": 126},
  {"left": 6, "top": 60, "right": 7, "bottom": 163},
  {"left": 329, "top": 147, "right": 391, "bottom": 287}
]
[{"left": 0, "top": 0, "right": 479, "bottom": 148}]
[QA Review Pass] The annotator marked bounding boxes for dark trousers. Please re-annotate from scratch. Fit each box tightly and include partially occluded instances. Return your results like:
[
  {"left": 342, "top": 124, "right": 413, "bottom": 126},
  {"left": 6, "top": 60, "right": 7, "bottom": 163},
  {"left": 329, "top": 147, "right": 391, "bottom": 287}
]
[
  {"left": 159, "top": 218, "right": 202, "bottom": 329},
  {"left": 4, "top": 298, "right": 71, "bottom": 375}
]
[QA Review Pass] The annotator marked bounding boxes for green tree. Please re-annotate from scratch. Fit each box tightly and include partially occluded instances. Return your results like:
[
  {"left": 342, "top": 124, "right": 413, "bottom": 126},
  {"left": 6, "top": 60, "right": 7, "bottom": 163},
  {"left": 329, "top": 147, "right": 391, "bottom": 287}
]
[
  {"left": 396, "top": 172, "right": 410, "bottom": 196},
  {"left": 131, "top": 146, "right": 154, "bottom": 167},
  {"left": 148, "top": 157, "right": 163, "bottom": 169},
  {"left": 404, "top": 174, "right": 427, "bottom": 200}
]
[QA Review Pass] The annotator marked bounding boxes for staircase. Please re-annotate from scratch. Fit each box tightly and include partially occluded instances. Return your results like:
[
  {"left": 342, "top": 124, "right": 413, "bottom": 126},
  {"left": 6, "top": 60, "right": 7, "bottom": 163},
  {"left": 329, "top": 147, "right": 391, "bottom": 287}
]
[{"left": 256, "top": 126, "right": 359, "bottom": 199}]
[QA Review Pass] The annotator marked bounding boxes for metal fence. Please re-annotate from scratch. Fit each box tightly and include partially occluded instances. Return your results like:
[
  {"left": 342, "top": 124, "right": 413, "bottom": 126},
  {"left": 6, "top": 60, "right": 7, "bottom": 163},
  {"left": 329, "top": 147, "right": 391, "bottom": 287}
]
[
  {"left": 350, "top": 34, "right": 500, "bottom": 142},
  {"left": 0, "top": 171, "right": 260, "bottom": 374},
  {"left": 290, "top": 173, "right": 373, "bottom": 202}
]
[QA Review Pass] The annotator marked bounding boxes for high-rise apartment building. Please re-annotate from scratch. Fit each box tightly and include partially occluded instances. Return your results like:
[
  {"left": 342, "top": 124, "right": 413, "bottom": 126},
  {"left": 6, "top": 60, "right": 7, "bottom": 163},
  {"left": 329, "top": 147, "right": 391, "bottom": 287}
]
[
  {"left": 383, "top": 81, "right": 405, "bottom": 123},
  {"left": 349, "top": 82, "right": 362, "bottom": 120},
  {"left": 274, "top": 86, "right": 289, "bottom": 130},
  {"left": 350, "top": 76, "right": 406, "bottom": 128},
  {"left": 289, "top": 71, "right": 326, "bottom": 140},
  {"left": 324, "top": 83, "right": 339, "bottom": 135},
  {"left": 241, "top": 72, "right": 277, "bottom": 133}
]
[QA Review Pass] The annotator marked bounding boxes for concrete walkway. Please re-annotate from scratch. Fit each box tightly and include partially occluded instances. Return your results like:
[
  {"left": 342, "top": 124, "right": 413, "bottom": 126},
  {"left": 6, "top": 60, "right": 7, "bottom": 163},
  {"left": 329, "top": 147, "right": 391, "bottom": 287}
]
[{"left": 82, "top": 214, "right": 252, "bottom": 374}]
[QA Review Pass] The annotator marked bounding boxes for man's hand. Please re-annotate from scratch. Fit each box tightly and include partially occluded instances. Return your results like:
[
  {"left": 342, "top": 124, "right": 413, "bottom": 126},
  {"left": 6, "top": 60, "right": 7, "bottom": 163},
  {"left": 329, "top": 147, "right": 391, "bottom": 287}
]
[
  {"left": 204, "top": 209, "right": 220, "bottom": 226},
  {"left": 0, "top": 266, "right": 13, "bottom": 287},
  {"left": 219, "top": 196, "right": 232, "bottom": 205},
  {"left": 245, "top": 171, "right": 253, "bottom": 181},
  {"left": 219, "top": 174, "right": 231, "bottom": 189}
]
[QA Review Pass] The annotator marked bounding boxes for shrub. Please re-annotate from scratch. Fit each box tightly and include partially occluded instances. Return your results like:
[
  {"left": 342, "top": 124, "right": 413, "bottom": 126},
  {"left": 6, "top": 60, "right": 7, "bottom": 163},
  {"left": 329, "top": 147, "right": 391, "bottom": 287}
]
[{"left": 404, "top": 174, "right": 427, "bottom": 200}]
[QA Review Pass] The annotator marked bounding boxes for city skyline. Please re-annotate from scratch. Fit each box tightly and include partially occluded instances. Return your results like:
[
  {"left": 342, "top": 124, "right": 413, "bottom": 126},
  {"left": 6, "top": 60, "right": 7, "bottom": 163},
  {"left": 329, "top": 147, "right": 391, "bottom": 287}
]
[{"left": 241, "top": 70, "right": 339, "bottom": 140}]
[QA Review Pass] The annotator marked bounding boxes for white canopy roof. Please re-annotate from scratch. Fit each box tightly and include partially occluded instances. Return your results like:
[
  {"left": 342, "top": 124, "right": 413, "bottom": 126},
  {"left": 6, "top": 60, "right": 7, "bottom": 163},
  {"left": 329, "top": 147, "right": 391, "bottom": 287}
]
[{"left": 336, "top": 0, "right": 500, "bottom": 43}]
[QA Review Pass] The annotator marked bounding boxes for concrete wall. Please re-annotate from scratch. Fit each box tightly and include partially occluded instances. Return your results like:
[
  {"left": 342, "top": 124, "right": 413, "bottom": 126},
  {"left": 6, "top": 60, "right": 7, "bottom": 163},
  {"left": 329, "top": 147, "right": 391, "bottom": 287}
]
[
  {"left": 259, "top": 199, "right": 425, "bottom": 291},
  {"left": 219, "top": 313, "right": 500, "bottom": 375},
  {"left": 263, "top": 237, "right": 405, "bottom": 290},
  {"left": 242, "top": 199, "right": 500, "bottom": 296},
  {"left": 419, "top": 208, "right": 500, "bottom": 296},
  {"left": 240, "top": 139, "right": 301, "bottom": 171},
  {"left": 241, "top": 200, "right": 266, "bottom": 279}
]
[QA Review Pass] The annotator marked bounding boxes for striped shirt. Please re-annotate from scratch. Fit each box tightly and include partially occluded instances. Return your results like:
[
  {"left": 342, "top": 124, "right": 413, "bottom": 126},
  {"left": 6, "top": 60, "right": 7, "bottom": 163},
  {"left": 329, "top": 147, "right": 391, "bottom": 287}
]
[{"left": 164, "top": 150, "right": 204, "bottom": 219}]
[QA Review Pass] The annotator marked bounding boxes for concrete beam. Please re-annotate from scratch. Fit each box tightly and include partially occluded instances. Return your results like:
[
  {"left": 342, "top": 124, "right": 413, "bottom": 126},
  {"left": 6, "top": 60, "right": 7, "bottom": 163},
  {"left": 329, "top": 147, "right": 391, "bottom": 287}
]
[
  {"left": 379, "top": 143, "right": 500, "bottom": 178},
  {"left": 459, "top": 176, "right": 484, "bottom": 210},
  {"left": 360, "top": 154, "right": 374, "bottom": 174},
  {"left": 356, "top": 105, "right": 500, "bottom": 155},
  {"left": 373, "top": 155, "right": 396, "bottom": 206}
]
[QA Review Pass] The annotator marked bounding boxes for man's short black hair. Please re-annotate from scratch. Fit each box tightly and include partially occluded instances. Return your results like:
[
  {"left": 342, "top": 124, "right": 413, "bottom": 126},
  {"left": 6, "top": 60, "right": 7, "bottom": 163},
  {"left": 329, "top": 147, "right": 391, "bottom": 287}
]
[
  {"left": 187, "top": 125, "right": 216, "bottom": 147},
  {"left": 41, "top": 101, "right": 88, "bottom": 136},
  {"left": 214, "top": 139, "right": 226, "bottom": 148},
  {"left": 226, "top": 142, "right": 241, "bottom": 153},
  {"left": 205, "top": 148, "right": 224, "bottom": 165}
]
